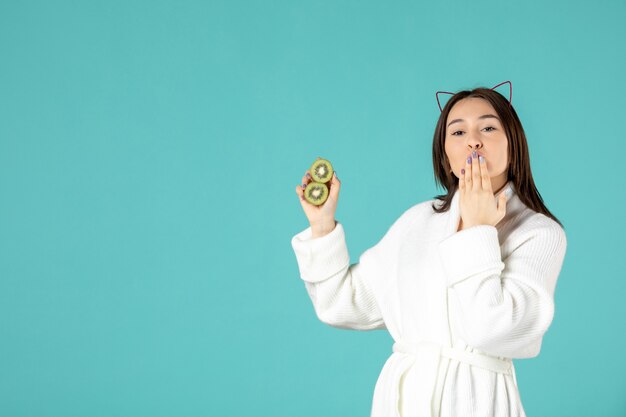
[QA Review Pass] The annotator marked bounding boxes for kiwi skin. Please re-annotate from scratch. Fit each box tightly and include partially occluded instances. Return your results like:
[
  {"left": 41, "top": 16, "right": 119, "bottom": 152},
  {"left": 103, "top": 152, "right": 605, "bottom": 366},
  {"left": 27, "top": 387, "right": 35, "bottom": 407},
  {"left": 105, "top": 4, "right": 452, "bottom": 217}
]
[
  {"left": 309, "top": 158, "right": 334, "bottom": 183},
  {"left": 304, "top": 181, "right": 329, "bottom": 206}
]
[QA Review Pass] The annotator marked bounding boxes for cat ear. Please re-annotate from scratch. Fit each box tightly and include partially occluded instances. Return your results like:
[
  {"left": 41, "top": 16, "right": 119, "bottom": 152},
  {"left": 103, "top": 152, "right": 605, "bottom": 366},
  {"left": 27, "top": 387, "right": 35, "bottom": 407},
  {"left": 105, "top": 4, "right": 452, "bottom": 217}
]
[
  {"left": 490, "top": 80, "right": 513, "bottom": 106},
  {"left": 437, "top": 80, "right": 513, "bottom": 112},
  {"left": 435, "top": 91, "right": 455, "bottom": 112}
]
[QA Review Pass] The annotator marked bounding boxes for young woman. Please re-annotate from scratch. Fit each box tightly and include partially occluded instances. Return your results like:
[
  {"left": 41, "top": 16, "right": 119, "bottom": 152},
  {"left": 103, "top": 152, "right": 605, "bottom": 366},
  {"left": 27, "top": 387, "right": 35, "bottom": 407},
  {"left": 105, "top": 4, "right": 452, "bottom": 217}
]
[{"left": 291, "top": 81, "right": 567, "bottom": 417}]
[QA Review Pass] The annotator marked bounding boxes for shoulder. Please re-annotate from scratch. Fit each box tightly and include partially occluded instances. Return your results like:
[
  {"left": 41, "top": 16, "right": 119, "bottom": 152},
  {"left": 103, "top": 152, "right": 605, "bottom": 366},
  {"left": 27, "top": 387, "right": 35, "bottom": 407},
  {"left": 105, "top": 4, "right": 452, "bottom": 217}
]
[
  {"left": 392, "top": 195, "right": 451, "bottom": 228},
  {"left": 519, "top": 208, "right": 565, "bottom": 235},
  {"left": 508, "top": 208, "right": 567, "bottom": 250},
  {"left": 384, "top": 199, "right": 441, "bottom": 241},
  {"left": 396, "top": 200, "right": 434, "bottom": 224},
  {"left": 377, "top": 201, "right": 430, "bottom": 241}
]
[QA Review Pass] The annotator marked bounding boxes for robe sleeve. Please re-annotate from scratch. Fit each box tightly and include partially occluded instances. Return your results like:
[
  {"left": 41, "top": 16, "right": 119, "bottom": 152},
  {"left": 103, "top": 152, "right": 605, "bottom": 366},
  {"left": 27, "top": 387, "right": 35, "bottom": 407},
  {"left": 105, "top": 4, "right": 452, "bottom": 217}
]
[
  {"left": 436, "top": 218, "right": 567, "bottom": 358},
  {"left": 291, "top": 207, "right": 417, "bottom": 331}
]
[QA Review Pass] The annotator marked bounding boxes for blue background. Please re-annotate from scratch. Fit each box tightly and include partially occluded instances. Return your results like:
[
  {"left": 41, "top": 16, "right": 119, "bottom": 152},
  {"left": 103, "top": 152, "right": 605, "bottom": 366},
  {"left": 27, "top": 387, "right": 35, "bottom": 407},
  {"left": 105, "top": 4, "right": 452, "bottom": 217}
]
[{"left": 1, "top": 1, "right": 624, "bottom": 416}]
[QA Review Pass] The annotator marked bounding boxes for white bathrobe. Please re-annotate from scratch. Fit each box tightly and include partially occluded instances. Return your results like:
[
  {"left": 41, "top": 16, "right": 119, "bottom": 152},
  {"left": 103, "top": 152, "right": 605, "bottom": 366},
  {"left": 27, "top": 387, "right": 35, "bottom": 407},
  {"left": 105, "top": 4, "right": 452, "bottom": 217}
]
[{"left": 290, "top": 181, "right": 567, "bottom": 417}]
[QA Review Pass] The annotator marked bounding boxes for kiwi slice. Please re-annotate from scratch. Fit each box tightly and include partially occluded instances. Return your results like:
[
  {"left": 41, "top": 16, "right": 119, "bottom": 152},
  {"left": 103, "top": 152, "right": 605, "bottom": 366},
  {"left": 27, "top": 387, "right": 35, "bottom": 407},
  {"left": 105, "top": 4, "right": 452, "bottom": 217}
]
[
  {"left": 304, "top": 181, "right": 329, "bottom": 206},
  {"left": 309, "top": 158, "right": 334, "bottom": 183}
]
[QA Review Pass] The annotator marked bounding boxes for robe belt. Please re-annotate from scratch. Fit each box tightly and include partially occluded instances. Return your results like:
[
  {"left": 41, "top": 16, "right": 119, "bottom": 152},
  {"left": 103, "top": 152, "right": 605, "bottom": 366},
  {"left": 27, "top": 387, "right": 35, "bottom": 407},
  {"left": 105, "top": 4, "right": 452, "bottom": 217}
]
[{"left": 391, "top": 339, "right": 513, "bottom": 417}]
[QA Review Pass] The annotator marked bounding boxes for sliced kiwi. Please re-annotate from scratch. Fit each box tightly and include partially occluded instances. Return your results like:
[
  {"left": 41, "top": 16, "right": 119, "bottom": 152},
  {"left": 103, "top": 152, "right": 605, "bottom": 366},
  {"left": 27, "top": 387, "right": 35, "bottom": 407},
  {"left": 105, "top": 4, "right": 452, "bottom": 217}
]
[
  {"left": 304, "top": 181, "right": 329, "bottom": 206},
  {"left": 309, "top": 158, "right": 334, "bottom": 183}
]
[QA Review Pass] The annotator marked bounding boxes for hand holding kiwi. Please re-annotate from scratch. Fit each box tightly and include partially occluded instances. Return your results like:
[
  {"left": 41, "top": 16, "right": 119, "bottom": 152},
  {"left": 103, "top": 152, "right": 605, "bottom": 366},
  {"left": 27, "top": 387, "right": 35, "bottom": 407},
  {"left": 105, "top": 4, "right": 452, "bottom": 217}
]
[{"left": 295, "top": 157, "right": 340, "bottom": 236}]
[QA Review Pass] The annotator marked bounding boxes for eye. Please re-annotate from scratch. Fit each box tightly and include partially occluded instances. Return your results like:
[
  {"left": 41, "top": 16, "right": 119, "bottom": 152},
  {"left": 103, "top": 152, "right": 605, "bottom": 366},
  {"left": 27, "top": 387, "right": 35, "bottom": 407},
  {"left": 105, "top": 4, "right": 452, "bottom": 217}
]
[{"left": 451, "top": 126, "right": 496, "bottom": 136}]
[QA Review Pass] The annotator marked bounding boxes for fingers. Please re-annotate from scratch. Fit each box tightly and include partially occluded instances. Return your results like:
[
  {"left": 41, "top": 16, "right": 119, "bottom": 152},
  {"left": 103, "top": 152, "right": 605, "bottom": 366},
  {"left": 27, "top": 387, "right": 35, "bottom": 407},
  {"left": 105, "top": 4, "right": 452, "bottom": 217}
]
[
  {"left": 295, "top": 184, "right": 304, "bottom": 201},
  {"left": 462, "top": 153, "right": 473, "bottom": 191},
  {"left": 478, "top": 154, "right": 492, "bottom": 192},
  {"left": 295, "top": 170, "right": 312, "bottom": 202},
  {"left": 459, "top": 157, "right": 466, "bottom": 192},
  {"left": 328, "top": 172, "right": 340, "bottom": 201},
  {"left": 462, "top": 151, "right": 491, "bottom": 192},
  {"left": 471, "top": 151, "right": 480, "bottom": 191}
]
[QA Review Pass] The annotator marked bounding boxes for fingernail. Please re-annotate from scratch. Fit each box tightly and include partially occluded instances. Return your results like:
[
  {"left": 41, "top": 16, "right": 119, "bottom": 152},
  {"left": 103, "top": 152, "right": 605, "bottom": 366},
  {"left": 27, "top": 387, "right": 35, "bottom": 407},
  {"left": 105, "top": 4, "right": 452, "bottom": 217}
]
[
  {"left": 302, "top": 183, "right": 306, "bottom": 188},
  {"left": 461, "top": 168, "right": 465, "bottom": 175},
  {"left": 472, "top": 151, "right": 477, "bottom": 158},
  {"left": 467, "top": 156, "right": 472, "bottom": 164},
  {"left": 479, "top": 155, "right": 484, "bottom": 163},
  {"left": 306, "top": 173, "right": 311, "bottom": 178}
]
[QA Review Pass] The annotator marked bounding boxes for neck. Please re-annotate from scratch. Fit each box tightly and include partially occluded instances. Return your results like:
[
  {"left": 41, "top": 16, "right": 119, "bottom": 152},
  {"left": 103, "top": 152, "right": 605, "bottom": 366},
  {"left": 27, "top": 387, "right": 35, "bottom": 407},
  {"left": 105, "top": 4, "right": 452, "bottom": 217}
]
[{"left": 493, "top": 181, "right": 508, "bottom": 195}]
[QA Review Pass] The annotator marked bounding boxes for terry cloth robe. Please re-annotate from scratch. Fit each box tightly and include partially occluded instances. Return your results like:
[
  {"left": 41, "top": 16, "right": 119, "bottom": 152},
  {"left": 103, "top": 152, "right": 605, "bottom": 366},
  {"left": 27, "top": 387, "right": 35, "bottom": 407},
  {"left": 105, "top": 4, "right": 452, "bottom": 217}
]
[{"left": 290, "top": 180, "right": 567, "bottom": 417}]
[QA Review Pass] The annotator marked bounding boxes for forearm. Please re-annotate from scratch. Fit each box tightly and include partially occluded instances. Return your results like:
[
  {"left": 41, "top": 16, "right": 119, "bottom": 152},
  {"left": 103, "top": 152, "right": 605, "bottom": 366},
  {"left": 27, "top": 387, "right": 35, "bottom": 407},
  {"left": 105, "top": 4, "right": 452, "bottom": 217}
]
[{"left": 311, "top": 219, "right": 337, "bottom": 238}]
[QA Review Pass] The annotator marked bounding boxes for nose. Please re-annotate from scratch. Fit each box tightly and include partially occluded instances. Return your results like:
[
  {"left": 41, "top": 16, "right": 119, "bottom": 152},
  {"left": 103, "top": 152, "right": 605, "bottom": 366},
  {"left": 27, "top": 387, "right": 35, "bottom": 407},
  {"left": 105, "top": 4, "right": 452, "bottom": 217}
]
[{"left": 466, "top": 135, "right": 483, "bottom": 153}]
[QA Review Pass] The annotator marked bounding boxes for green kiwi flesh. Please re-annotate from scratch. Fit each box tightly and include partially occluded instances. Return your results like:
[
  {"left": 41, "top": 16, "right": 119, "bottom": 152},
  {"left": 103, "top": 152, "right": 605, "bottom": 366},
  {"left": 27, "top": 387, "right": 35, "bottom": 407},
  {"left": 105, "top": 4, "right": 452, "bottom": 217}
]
[
  {"left": 304, "top": 182, "right": 329, "bottom": 206},
  {"left": 309, "top": 159, "right": 334, "bottom": 183}
]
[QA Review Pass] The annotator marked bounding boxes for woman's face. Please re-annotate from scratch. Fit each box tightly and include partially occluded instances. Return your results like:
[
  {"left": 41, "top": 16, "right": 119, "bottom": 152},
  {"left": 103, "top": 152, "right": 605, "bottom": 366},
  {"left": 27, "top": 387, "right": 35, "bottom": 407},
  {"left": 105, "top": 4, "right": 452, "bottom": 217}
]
[{"left": 444, "top": 97, "right": 509, "bottom": 192}]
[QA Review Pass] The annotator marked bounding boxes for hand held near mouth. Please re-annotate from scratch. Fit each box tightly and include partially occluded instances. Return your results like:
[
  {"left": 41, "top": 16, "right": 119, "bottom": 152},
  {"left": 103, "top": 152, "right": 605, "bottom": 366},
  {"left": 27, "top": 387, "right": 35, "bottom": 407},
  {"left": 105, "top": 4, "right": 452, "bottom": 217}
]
[{"left": 458, "top": 151, "right": 508, "bottom": 230}]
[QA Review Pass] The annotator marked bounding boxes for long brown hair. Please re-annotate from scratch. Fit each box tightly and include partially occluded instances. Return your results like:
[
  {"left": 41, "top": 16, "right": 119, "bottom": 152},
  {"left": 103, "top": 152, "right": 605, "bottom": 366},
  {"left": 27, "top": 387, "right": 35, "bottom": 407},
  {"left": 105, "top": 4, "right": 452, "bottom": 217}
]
[{"left": 430, "top": 86, "right": 564, "bottom": 229}]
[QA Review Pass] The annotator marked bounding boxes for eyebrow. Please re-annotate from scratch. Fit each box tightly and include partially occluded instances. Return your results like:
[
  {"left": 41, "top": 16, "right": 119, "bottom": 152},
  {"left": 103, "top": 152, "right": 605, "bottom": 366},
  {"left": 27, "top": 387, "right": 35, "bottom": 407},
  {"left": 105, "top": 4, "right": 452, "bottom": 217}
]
[{"left": 447, "top": 114, "right": 500, "bottom": 128}]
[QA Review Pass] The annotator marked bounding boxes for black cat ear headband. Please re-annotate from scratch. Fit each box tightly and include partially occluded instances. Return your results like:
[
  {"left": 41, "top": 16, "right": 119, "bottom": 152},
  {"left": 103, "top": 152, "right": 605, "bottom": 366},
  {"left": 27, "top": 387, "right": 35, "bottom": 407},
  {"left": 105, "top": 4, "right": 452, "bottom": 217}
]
[{"left": 436, "top": 80, "right": 513, "bottom": 112}]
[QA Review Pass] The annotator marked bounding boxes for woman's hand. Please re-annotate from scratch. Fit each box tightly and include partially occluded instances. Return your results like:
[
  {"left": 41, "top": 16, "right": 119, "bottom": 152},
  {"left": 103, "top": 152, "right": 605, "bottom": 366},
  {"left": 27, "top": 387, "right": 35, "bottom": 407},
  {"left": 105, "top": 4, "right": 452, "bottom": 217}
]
[
  {"left": 458, "top": 151, "right": 508, "bottom": 229},
  {"left": 295, "top": 159, "right": 340, "bottom": 234}
]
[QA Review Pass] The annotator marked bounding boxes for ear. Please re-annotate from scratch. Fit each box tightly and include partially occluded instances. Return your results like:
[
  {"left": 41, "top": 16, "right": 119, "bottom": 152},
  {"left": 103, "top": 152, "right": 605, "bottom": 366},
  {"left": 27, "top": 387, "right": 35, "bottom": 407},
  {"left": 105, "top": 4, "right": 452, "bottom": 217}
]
[
  {"left": 436, "top": 91, "right": 455, "bottom": 112},
  {"left": 490, "top": 80, "right": 513, "bottom": 106}
]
